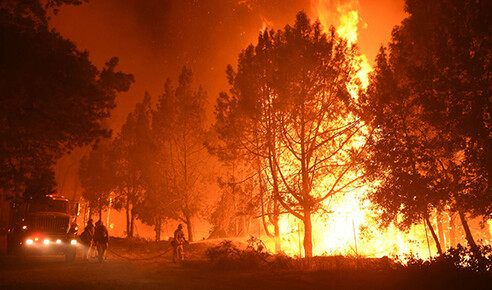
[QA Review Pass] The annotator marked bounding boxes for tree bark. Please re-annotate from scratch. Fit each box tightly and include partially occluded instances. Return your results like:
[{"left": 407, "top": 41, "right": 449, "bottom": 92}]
[
  {"left": 458, "top": 211, "right": 484, "bottom": 264},
  {"left": 449, "top": 212, "right": 456, "bottom": 247},
  {"left": 186, "top": 216, "right": 194, "bottom": 242},
  {"left": 155, "top": 216, "right": 161, "bottom": 241},
  {"left": 274, "top": 217, "right": 281, "bottom": 253},
  {"left": 303, "top": 208, "right": 313, "bottom": 258},
  {"left": 130, "top": 205, "right": 135, "bottom": 238},
  {"left": 268, "top": 156, "right": 282, "bottom": 254},
  {"left": 424, "top": 214, "right": 443, "bottom": 255},
  {"left": 89, "top": 202, "right": 94, "bottom": 220},
  {"left": 436, "top": 210, "right": 446, "bottom": 250},
  {"left": 125, "top": 199, "right": 131, "bottom": 238}
]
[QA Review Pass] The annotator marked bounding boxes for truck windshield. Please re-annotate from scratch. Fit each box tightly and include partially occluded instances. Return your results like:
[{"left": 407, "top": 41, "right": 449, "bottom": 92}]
[{"left": 28, "top": 199, "right": 69, "bottom": 214}]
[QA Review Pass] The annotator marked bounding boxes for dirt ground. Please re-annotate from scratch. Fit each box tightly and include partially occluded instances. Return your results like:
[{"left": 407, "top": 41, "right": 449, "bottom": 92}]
[{"left": 0, "top": 237, "right": 491, "bottom": 289}]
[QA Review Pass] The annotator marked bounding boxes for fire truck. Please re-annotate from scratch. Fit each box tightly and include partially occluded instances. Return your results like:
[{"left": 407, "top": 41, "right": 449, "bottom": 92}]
[{"left": 7, "top": 195, "right": 79, "bottom": 262}]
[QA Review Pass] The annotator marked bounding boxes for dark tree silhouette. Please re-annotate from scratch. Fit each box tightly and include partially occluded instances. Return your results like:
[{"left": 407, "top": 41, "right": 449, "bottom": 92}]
[
  {"left": 361, "top": 0, "right": 491, "bottom": 260},
  {"left": 0, "top": 0, "right": 134, "bottom": 199},
  {"left": 133, "top": 117, "right": 172, "bottom": 241},
  {"left": 152, "top": 67, "right": 210, "bottom": 242},
  {"left": 79, "top": 140, "right": 116, "bottom": 220},
  {"left": 112, "top": 94, "right": 152, "bottom": 238},
  {"left": 213, "top": 31, "right": 285, "bottom": 252},
  {"left": 361, "top": 48, "right": 446, "bottom": 254}
]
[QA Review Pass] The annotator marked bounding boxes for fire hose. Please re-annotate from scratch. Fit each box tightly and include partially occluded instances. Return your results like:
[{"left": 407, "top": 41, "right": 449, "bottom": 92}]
[{"left": 106, "top": 247, "right": 173, "bottom": 261}]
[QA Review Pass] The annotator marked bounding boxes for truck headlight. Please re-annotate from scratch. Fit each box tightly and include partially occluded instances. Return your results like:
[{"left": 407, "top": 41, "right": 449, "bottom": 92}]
[
  {"left": 70, "top": 239, "right": 77, "bottom": 245},
  {"left": 26, "top": 239, "right": 33, "bottom": 245},
  {"left": 44, "top": 239, "right": 50, "bottom": 245},
  {"left": 56, "top": 239, "right": 62, "bottom": 244}
]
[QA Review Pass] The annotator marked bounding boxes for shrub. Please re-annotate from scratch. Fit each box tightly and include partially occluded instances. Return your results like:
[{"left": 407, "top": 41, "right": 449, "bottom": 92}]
[
  {"left": 205, "top": 236, "right": 295, "bottom": 270},
  {"left": 404, "top": 244, "right": 492, "bottom": 273}
]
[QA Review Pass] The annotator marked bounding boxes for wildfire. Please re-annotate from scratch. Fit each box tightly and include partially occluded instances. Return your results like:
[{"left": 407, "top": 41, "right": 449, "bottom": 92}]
[
  {"left": 260, "top": 15, "right": 273, "bottom": 32},
  {"left": 313, "top": 0, "right": 371, "bottom": 92},
  {"left": 260, "top": 0, "right": 438, "bottom": 259}
]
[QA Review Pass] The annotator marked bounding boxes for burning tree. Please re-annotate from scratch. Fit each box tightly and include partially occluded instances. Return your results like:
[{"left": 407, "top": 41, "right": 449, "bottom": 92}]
[{"left": 221, "top": 12, "right": 365, "bottom": 257}]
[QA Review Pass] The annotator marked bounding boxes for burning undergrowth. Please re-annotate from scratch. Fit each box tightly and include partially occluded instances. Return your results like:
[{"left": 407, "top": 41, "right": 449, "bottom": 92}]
[
  {"left": 204, "top": 236, "right": 398, "bottom": 271},
  {"left": 205, "top": 237, "right": 294, "bottom": 270},
  {"left": 202, "top": 236, "right": 492, "bottom": 275}
]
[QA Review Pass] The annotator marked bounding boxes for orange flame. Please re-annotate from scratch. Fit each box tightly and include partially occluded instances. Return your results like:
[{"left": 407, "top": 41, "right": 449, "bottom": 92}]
[
  {"left": 257, "top": 1, "right": 435, "bottom": 259},
  {"left": 313, "top": 0, "right": 371, "bottom": 92},
  {"left": 260, "top": 15, "right": 273, "bottom": 32}
]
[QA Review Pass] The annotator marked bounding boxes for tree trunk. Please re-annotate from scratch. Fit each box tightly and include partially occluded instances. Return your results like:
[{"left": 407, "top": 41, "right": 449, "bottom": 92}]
[
  {"left": 424, "top": 214, "right": 443, "bottom": 255},
  {"left": 186, "top": 216, "right": 194, "bottom": 242},
  {"left": 449, "top": 212, "right": 456, "bottom": 247},
  {"left": 0, "top": 189, "right": 5, "bottom": 227},
  {"left": 89, "top": 202, "right": 94, "bottom": 220},
  {"left": 272, "top": 200, "right": 281, "bottom": 254},
  {"left": 130, "top": 206, "right": 135, "bottom": 238},
  {"left": 125, "top": 200, "right": 131, "bottom": 238},
  {"left": 274, "top": 218, "right": 281, "bottom": 254},
  {"left": 155, "top": 216, "right": 161, "bottom": 241},
  {"left": 260, "top": 199, "right": 282, "bottom": 253},
  {"left": 303, "top": 208, "right": 313, "bottom": 258},
  {"left": 458, "top": 211, "right": 484, "bottom": 265},
  {"left": 436, "top": 210, "right": 446, "bottom": 250},
  {"left": 98, "top": 206, "right": 102, "bottom": 221}
]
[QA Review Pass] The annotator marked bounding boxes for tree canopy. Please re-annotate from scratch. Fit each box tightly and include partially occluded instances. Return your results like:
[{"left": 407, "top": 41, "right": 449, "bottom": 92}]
[
  {"left": 361, "top": 0, "right": 491, "bottom": 259},
  {"left": 0, "top": 0, "right": 134, "bottom": 198}
]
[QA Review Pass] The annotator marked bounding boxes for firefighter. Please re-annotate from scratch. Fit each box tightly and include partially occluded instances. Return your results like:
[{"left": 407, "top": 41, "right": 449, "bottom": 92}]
[
  {"left": 172, "top": 224, "right": 187, "bottom": 263},
  {"left": 79, "top": 219, "right": 94, "bottom": 260},
  {"left": 93, "top": 220, "right": 109, "bottom": 263}
]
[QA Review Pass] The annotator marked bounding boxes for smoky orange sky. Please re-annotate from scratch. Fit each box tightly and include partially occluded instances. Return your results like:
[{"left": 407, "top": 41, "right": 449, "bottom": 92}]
[
  {"left": 51, "top": 0, "right": 406, "bottom": 130},
  {"left": 51, "top": 0, "right": 406, "bottom": 238}
]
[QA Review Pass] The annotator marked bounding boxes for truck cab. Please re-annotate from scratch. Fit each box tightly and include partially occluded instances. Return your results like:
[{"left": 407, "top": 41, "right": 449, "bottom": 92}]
[{"left": 7, "top": 195, "right": 79, "bottom": 262}]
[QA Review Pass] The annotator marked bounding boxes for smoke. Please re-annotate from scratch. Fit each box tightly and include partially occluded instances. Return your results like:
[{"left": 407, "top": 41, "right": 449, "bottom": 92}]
[{"left": 50, "top": 0, "right": 405, "bottom": 239}]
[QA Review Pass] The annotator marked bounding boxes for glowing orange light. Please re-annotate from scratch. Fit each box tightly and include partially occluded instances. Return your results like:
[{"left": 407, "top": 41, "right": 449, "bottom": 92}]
[{"left": 256, "top": 0, "right": 433, "bottom": 259}]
